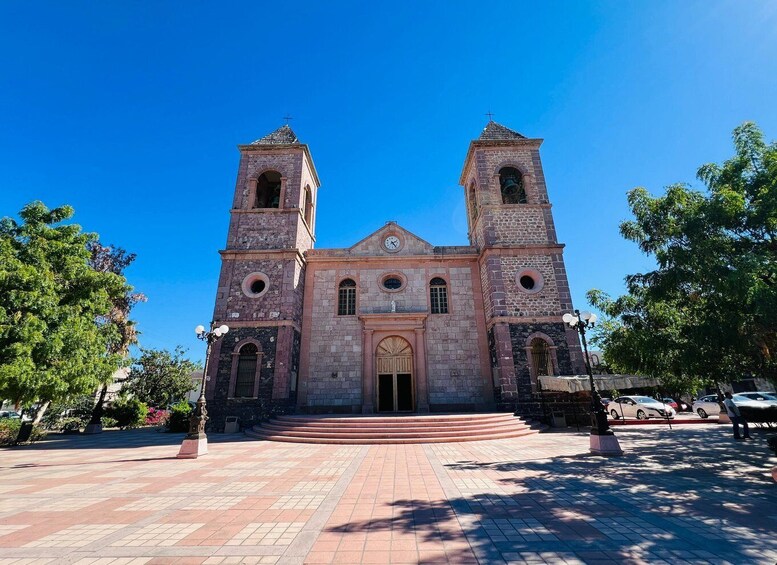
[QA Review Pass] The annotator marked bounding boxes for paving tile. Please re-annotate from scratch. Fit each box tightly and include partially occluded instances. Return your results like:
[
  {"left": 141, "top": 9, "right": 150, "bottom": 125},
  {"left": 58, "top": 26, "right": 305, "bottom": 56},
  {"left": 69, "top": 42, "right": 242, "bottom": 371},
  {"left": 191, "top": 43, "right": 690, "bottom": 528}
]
[{"left": 0, "top": 425, "right": 775, "bottom": 564}]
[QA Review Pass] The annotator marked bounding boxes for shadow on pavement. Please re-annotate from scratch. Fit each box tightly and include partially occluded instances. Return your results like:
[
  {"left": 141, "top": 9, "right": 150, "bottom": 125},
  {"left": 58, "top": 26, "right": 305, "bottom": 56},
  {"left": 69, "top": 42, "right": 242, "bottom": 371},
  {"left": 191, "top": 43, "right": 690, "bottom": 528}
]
[{"left": 328, "top": 426, "right": 777, "bottom": 563}]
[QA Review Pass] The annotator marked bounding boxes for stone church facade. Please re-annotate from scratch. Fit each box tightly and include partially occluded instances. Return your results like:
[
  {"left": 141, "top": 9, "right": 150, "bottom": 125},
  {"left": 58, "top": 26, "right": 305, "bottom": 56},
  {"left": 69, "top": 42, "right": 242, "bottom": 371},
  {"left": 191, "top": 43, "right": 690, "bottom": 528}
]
[{"left": 206, "top": 121, "right": 585, "bottom": 430}]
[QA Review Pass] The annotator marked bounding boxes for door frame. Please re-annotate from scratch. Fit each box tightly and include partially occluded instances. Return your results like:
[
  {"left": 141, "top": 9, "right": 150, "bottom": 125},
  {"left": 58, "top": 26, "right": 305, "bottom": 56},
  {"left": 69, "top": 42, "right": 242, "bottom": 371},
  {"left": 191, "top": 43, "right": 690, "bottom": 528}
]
[
  {"left": 375, "top": 336, "right": 414, "bottom": 412},
  {"left": 358, "top": 313, "right": 429, "bottom": 414}
]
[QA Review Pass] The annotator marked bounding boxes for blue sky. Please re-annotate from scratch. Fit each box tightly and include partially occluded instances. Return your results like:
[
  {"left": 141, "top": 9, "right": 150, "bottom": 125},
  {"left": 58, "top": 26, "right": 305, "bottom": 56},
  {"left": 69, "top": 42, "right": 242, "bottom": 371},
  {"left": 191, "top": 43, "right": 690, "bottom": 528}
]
[{"left": 2, "top": 1, "right": 776, "bottom": 361}]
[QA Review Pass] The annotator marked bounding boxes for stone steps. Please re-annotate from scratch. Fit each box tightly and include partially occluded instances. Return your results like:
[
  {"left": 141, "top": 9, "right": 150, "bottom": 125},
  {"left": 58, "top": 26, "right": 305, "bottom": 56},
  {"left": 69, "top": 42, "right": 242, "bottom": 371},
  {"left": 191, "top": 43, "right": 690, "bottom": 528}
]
[{"left": 245, "top": 413, "right": 541, "bottom": 444}]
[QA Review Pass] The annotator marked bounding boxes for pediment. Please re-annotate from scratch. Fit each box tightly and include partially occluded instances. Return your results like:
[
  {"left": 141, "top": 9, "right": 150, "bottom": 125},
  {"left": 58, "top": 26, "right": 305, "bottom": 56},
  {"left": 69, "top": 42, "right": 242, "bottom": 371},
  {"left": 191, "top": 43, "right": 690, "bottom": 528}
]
[{"left": 348, "top": 222, "right": 434, "bottom": 256}]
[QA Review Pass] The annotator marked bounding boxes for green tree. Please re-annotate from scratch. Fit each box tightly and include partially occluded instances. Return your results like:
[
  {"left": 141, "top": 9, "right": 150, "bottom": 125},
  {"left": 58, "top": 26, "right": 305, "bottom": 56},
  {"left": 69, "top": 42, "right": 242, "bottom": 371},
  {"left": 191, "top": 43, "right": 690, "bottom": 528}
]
[
  {"left": 86, "top": 242, "right": 146, "bottom": 429},
  {"left": 589, "top": 122, "right": 777, "bottom": 389},
  {"left": 0, "top": 202, "right": 129, "bottom": 413},
  {"left": 124, "top": 347, "right": 200, "bottom": 408}
]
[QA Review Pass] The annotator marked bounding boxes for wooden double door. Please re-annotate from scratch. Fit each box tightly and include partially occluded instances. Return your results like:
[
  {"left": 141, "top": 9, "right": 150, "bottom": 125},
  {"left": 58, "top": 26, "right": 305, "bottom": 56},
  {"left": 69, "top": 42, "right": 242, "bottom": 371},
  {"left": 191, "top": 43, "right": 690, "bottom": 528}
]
[{"left": 376, "top": 336, "right": 414, "bottom": 412}]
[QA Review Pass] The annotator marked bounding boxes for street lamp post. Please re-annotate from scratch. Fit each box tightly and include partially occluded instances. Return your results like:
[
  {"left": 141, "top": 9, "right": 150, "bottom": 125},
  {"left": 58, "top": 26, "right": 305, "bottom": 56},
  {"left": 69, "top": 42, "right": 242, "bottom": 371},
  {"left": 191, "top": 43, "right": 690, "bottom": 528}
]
[
  {"left": 563, "top": 309, "right": 623, "bottom": 456},
  {"left": 177, "top": 322, "right": 229, "bottom": 459}
]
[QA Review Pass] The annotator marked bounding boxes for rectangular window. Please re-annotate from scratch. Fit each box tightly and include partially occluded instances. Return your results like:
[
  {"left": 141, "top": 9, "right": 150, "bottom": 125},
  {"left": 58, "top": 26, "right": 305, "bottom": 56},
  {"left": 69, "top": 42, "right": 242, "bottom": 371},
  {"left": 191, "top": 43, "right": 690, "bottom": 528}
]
[
  {"left": 430, "top": 286, "right": 448, "bottom": 314},
  {"left": 338, "top": 287, "right": 356, "bottom": 316},
  {"left": 234, "top": 356, "right": 257, "bottom": 397}
]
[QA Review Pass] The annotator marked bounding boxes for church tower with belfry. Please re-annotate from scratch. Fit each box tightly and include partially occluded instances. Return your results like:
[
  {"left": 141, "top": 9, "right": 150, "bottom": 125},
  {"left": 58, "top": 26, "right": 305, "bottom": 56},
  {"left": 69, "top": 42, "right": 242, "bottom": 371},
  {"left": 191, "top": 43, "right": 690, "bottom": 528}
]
[
  {"left": 459, "top": 121, "right": 585, "bottom": 411},
  {"left": 206, "top": 125, "right": 319, "bottom": 430}
]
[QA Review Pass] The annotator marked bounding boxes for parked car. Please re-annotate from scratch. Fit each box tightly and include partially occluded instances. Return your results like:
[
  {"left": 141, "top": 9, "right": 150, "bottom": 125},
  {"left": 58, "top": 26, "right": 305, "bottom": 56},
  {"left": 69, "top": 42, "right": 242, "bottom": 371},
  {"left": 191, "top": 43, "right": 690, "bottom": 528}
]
[
  {"left": 0, "top": 410, "right": 21, "bottom": 419},
  {"left": 734, "top": 392, "right": 777, "bottom": 407},
  {"left": 693, "top": 395, "right": 722, "bottom": 419},
  {"left": 600, "top": 397, "right": 612, "bottom": 408},
  {"left": 662, "top": 398, "right": 679, "bottom": 410},
  {"left": 609, "top": 396, "right": 676, "bottom": 420}
]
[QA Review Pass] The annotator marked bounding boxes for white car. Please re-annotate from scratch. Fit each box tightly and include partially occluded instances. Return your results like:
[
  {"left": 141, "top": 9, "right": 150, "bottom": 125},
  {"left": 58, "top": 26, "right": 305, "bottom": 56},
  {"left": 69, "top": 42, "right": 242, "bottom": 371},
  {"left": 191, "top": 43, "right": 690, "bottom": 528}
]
[
  {"left": 693, "top": 395, "right": 723, "bottom": 419},
  {"left": 609, "top": 396, "right": 676, "bottom": 420},
  {"left": 734, "top": 391, "right": 777, "bottom": 407}
]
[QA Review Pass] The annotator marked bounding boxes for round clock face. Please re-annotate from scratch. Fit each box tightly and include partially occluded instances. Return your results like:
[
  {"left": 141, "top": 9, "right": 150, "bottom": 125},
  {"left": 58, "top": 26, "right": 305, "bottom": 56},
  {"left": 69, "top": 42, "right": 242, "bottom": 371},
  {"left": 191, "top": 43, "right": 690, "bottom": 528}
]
[{"left": 384, "top": 235, "right": 401, "bottom": 251}]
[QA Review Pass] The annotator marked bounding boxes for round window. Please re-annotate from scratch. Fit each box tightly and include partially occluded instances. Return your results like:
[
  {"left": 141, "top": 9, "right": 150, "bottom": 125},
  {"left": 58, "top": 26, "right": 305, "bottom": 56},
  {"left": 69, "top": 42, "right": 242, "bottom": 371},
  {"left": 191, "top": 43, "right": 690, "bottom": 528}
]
[
  {"left": 383, "top": 277, "right": 402, "bottom": 290},
  {"left": 515, "top": 269, "right": 544, "bottom": 294},
  {"left": 241, "top": 272, "right": 270, "bottom": 298},
  {"left": 250, "top": 279, "right": 266, "bottom": 294}
]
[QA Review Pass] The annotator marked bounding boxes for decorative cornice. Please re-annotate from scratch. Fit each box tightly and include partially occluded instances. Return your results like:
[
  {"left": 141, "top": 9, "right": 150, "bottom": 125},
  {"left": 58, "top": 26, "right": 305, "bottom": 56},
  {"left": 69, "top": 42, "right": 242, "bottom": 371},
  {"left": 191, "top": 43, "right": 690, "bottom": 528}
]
[
  {"left": 486, "top": 315, "right": 565, "bottom": 329},
  {"left": 219, "top": 249, "right": 306, "bottom": 264}
]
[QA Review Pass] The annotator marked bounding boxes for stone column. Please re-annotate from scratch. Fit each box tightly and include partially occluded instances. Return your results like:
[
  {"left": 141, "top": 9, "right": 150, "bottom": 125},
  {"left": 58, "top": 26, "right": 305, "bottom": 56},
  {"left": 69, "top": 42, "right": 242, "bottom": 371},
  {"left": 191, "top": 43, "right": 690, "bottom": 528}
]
[
  {"left": 493, "top": 323, "right": 517, "bottom": 405},
  {"left": 279, "top": 176, "right": 287, "bottom": 209},
  {"left": 244, "top": 179, "right": 256, "bottom": 209},
  {"left": 414, "top": 328, "right": 430, "bottom": 413},
  {"left": 362, "top": 329, "right": 374, "bottom": 413},
  {"left": 272, "top": 325, "right": 293, "bottom": 400}
]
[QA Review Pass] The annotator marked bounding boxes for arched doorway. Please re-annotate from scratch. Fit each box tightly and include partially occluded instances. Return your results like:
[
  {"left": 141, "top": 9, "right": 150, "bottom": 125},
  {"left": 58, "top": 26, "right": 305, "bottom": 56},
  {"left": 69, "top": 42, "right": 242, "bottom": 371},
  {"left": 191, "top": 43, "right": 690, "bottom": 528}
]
[{"left": 376, "top": 336, "right": 414, "bottom": 412}]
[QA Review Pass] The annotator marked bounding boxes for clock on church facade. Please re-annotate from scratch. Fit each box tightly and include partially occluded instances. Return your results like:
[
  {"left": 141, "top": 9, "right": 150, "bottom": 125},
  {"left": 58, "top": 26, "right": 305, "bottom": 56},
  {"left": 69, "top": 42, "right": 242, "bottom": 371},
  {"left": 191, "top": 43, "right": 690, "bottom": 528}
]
[{"left": 205, "top": 121, "right": 585, "bottom": 431}]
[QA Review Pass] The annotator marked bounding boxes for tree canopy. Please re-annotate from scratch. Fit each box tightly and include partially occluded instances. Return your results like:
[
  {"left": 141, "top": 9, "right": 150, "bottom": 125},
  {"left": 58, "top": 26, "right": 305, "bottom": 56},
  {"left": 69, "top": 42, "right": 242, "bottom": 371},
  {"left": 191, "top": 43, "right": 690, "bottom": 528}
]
[
  {"left": 589, "top": 122, "right": 777, "bottom": 390},
  {"left": 0, "top": 202, "right": 131, "bottom": 407},
  {"left": 124, "top": 347, "right": 201, "bottom": 408}
]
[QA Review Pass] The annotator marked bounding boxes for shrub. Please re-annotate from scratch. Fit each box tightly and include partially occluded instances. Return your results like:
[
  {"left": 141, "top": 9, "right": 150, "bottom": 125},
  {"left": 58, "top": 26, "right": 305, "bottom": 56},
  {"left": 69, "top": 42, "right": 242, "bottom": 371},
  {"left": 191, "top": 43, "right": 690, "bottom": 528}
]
[
  {"left": 145, "top": 407, "right": 169, "bottom": 427},
  {"left": 41, "top": 395, "right": 95, "bottom": 430},
  {"left": 0, "top": 419, "right": 21, "bottom": 446},
  {"left": 29, "top": 425, "right": 47, "bottom": 443},
  {"left": 101, "top": 417, "right": 118, "bottom": 428},
  {"left": 166, "top": 400, "right": 192, "bottom": 433},
  {"left": 59, "top": 417, "right": 83, "bottom": 434},
  {"left": 106, "top": 396, "right": 148, "bottom": 429},
  {"left": 0, "top": 420, "right": 46, "bottom": 446}
]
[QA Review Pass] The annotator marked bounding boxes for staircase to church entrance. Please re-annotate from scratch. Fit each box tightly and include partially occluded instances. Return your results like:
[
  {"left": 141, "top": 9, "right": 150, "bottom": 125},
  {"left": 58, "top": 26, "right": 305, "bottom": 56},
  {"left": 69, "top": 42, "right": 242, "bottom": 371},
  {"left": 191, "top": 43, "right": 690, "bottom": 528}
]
[{"left": 245, "top": 413, "right": 540, "bottom": 444}]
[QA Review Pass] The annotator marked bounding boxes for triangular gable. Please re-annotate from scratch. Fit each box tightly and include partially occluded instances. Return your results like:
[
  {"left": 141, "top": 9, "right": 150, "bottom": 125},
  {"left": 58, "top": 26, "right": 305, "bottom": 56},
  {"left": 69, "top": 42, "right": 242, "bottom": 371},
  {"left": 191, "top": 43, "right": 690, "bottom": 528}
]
[{"left": 348, "top": 222, "right": 434, "bottom": 256}]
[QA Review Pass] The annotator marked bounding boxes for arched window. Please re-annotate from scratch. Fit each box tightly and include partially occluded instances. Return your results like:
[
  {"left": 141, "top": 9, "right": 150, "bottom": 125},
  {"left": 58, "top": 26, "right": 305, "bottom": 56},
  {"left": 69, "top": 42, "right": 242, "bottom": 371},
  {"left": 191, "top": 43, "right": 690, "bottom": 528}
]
[
  {"left": 338, "top": 278, "right": 356, "bottom": 316},
  {"left": 530, "top": 338, "right": 552, "bottom": 379},
  {"left": 234, "top": 343, "right": 258, "bottom": 398},
  {"left": 429, "top": 277, "right": 448, "bottom": 314},
  {"left": 303, "top": 185, "right": 313, "bottom": 227},
  {"left": 499, "top": 167, "right": 527, "bottom": 204},
  {"left": 468, "top": 183, "right": 478, "bottom": 223},
  {"left": 254, "top": 171, "right": 282, "bottom": 209}
]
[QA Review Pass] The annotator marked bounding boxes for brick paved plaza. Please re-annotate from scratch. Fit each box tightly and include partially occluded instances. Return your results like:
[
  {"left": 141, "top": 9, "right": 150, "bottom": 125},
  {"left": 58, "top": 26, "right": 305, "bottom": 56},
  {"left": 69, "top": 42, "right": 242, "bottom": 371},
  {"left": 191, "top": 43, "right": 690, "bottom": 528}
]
[{"left": 0, "top": 425, "right": 775, "bottom": 565}]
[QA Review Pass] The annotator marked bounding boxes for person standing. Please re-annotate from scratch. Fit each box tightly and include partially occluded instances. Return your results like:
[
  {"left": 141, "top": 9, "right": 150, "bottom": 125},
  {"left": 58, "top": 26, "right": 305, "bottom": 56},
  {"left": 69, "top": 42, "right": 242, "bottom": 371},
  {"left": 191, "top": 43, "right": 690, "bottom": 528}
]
[{"left": 723, "top": 392, "right": 751, "bottom": 440}]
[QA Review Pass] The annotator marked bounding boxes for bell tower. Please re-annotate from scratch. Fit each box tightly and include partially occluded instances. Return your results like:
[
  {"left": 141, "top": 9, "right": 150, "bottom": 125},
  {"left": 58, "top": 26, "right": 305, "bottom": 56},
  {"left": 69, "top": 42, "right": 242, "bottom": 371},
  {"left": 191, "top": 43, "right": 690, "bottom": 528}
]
[
  {"left": 460, "top": 121, "right": 584, "bottom": 412},
  {"left": 208, "top": 125, "right": 320, "bottom": 430}
]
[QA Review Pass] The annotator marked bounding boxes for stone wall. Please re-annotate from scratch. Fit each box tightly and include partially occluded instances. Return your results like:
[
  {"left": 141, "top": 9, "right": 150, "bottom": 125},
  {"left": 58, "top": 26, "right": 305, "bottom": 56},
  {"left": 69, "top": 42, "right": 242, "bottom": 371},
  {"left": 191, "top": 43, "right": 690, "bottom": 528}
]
[
  {"left": 479, "top": 206, "right": 551, "bottom": 246},
  {"left": 509, "top": 322, "right": 574, "bottom": 419},
  {"left": 215, "top": 258, "right": 305, "bottom": 324},
  {"left": 425, "top": 267, "right": 482, "bottom": 407},
  {"left": 208, "top": 326, "right": 278, "bottom": 432},
  {"left": 304, "top": 261, "right": 486, "bottom": 411},
  {"left": 306, "top": 268, "right": 363, "bottom": 410}
]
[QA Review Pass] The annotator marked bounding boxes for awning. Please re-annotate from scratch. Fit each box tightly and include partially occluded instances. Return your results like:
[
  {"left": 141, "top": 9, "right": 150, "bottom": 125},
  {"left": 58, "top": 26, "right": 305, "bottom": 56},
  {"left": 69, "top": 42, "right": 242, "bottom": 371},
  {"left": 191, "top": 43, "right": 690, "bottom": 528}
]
[{"left": 537, "top": 374, "right": 661, "bottom": 393}]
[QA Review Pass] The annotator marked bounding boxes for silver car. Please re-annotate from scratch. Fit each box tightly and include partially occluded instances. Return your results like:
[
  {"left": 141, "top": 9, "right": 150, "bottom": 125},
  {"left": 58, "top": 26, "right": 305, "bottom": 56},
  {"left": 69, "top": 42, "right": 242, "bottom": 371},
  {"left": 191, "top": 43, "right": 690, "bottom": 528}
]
[
  {"left": 693, "top": 394, "right": 722, "bottom": 419},
  {"left": 609, "top": 396, "right": 676, "bottom": 420},
  {"left": 734, "top": 391, "right": 777, "bottom": 407}
]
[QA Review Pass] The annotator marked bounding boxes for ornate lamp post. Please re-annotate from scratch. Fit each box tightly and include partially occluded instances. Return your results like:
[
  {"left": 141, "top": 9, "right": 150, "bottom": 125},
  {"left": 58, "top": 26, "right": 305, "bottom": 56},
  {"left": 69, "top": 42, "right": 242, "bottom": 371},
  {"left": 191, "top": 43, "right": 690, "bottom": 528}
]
[
  {"left": 563, "top": 310, "right": 623, "bottom": 456},
  {"left": 177, "top": 322, "right": 229, "bottom": 459}
]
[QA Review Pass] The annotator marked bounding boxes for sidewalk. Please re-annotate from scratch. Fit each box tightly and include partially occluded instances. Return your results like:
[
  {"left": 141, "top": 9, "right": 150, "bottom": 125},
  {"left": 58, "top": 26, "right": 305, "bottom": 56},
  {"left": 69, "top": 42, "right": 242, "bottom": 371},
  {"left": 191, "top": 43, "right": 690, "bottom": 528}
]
[{"left": 0, "top": 425, "right": 775, "bottom": 564}]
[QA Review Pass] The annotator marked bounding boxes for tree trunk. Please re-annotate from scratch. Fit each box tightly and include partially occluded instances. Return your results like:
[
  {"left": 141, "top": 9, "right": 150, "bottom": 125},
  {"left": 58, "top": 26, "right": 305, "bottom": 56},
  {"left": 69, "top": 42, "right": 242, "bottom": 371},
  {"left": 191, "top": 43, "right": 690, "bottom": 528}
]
[
  {"left": 32, "top": 400, "right": 50, "bottom": 425},
  {"left": 89, "top": 384, "right": 108, "bottom": 425}
]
